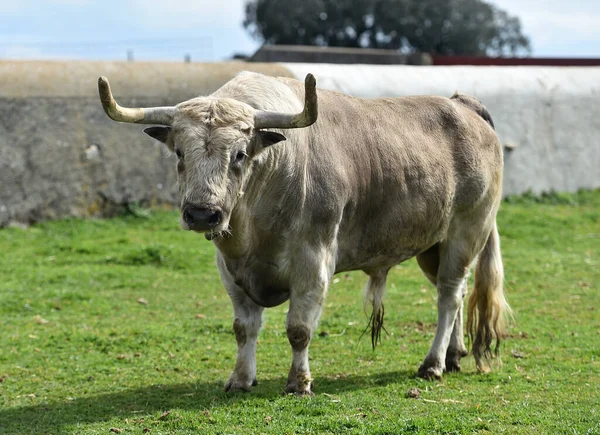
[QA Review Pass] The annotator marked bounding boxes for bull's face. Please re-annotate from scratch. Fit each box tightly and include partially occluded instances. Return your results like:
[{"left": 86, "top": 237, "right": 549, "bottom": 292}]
[
  {"left": 144, "top": 100, "right": 286, "bottom": 236},
  {"left": 97, "top": 73, "right": 317, "bottom": 239}
]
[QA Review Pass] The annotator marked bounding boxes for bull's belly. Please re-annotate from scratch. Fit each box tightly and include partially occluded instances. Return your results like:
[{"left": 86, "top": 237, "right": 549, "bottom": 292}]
[
  {"left": 332, "top": 197, "right": 451, "bottom": 273},
  {"left": 334, "top": 225, "right": 446, "bottom": 274},
  {"left": 334, "top": 246, "right": 422, "bottom": 274},
  {"left": 217, "top": 212, "right": 447, "bottom": 305}
]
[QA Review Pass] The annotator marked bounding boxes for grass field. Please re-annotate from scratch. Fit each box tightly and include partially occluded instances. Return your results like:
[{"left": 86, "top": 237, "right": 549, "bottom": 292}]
[{"left": 1, "top": 190, "right": 599, "bottom": 434}]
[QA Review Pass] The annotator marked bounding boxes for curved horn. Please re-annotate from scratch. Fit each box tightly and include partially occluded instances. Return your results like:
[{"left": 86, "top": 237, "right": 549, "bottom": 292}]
[
  {"left": 98, "top": 76, "right": 176, "bottom": 125},
  {"left": 254, "top": 73, "right": 318, "bottom": 129}
]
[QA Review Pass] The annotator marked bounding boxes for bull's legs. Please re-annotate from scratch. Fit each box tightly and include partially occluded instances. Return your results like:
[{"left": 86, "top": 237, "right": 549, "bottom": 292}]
[
  {"left": 418, "top": 213, "right": 494, "bottom": 380},
  {"left": 224, "top": 291, "right": 264, "bottom": 392},
  {"left": 418, "top": 268, "right": 468, "bottom": 380},
  {"left": 418, "top": 235, "right": 475, "bottom": 380},
  {"left": 284, "top": 288, "right": 326, "bottom": 395},
  {"left": 218, "top": 256, "right": 264, "bottom": 392},
  {"left": 285, "top": 254, "right": 333, "bottom": 395},
  {"left": 417, "top": 244, "right": 468, "bottom": 373},
  {"left": 445, "top": 279, "right": 469, "bottom": 372}
]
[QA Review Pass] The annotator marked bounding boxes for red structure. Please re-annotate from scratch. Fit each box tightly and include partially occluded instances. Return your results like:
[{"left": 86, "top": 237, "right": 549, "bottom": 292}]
[{"left": 431, "top": 55, "right": 600, "bottom": 67}]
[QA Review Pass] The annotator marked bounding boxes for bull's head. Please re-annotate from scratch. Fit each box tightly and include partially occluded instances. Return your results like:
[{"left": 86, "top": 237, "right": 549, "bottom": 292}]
[{"left": 97, "top": 74, "right": 317, "bottom": 238}]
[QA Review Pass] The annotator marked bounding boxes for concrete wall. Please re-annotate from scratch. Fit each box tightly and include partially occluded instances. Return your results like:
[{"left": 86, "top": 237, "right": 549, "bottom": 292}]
[
  {"left": 284, "top": 63, "right": 600, "bottom": 196},
  {"left": 1, "top": 60, "right": 599, "bottom": 226}
]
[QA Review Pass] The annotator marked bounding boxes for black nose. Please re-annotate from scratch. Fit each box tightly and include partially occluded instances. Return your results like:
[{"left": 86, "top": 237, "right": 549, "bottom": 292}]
[{"left": 183, "top": 206, "right": 222, "bottom": 232}]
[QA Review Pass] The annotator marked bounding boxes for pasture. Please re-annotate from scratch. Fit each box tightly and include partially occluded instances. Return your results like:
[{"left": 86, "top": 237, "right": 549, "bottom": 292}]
[{"left": 0, "top": 190, "right": 598, "bottom": 434}]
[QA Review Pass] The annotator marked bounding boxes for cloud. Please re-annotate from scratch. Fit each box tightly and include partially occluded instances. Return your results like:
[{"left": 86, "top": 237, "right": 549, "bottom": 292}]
[{"left": 493, "top": 0, "right": 600, "bottom": 55}]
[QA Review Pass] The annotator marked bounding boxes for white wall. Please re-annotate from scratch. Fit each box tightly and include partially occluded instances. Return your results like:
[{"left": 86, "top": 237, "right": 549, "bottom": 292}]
[{"left": 284, "top": 64, "right": 600, "bottom": 196}]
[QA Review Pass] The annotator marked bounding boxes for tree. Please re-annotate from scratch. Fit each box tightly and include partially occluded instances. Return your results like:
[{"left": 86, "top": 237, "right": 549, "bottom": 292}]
[{"left": 243, "top": 0, "right": 531, "bottom": 56}]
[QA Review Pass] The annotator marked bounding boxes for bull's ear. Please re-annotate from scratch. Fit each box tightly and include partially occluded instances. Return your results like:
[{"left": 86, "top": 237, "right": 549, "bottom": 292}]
[
  {"left": 258, "top": 131, "right": 286, "bottom": 147},
  {"left": 249, "top": 131, "right": 286, "bottom": 157},
  {"left": 144, "top": 126, "right": 172, "bottom": 144}
]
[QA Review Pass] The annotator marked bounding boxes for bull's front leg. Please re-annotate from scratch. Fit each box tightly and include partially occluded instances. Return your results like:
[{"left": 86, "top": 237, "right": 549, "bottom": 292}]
[
  {"left": 285, "top": 252, "right": 334, "bottom": 396},
  {"left": 218, "top": 256, "right": 264, "bottom": 392},
  {"left": 225, "top": 291, "right": 263, "bottom": 392}
]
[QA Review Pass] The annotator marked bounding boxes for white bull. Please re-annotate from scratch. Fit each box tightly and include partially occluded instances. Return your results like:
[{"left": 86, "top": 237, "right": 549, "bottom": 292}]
[{"left": 98, "top": 71, "right": 510, "bottom": 395}]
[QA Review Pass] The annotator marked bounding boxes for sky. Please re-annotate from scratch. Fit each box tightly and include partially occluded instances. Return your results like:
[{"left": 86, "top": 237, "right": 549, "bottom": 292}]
[{"left": 0, "top": 0, "right": 598, "bottom": 62}]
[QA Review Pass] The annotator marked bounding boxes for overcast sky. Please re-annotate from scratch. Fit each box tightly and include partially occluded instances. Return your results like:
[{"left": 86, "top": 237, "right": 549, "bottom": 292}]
[{"left": 0, "top": 0, "right": 598, "bottom": 61}]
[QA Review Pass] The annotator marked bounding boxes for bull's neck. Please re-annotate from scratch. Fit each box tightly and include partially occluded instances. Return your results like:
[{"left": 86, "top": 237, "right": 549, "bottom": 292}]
[{"left": 214, "top": 141, "right": 308, "bottom": 257}]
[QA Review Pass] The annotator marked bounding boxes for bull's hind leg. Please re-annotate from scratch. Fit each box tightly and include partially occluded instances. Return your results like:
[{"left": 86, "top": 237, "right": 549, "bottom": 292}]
[
  {"left": 417, "top": 216, "right": 493, "bottom": 380},
  {"left": 417, "top": 249, "right": 469, "bottom": 379},
  {"left": 445, "top": 279, "right": 469, "bottom": 372},
  {"left": 417, "top": 244, "right": 468, "bottom": 373}
]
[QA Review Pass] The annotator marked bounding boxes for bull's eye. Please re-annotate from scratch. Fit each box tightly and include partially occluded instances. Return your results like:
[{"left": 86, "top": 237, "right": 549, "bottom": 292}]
[
  {"left": 233, "top": 151, "right": 247, "bottom": 164},
  {"left": 175, "top": 148, "right": 183, "bottom": 159}
]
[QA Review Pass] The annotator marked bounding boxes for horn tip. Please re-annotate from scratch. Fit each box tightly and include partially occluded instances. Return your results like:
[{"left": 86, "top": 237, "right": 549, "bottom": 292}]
[
  {"left": 305, "top": 73, "right": 316, "bottom": 89},
  {"left": 98, "top": 77, "right": 111, "bottom": 95}
]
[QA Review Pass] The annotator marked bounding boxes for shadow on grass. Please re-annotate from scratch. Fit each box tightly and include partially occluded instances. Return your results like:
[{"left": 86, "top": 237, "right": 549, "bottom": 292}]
[{"left": 0, "top": 370, "right": 416, "bottom": 433}]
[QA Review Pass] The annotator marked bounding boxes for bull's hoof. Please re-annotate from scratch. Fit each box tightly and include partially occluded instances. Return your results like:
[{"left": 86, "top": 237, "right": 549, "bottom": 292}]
[
  {"left": 444, "top": 359, "right": 462, "bottom": 373},
  {"left": 283, "top": 383, "right": 314, "bottom": 397},
  {"left": 445, "top": 348, "right": 468, "bottom": 373},
  {"left": 224, "top": 377, "right": 256, "bottom": 393},
  {"left": 417, "top": 364, "right": 443, "bottom": 380},
  {"left": 284, "top": 370, "right": 313, "bottom": 396}
]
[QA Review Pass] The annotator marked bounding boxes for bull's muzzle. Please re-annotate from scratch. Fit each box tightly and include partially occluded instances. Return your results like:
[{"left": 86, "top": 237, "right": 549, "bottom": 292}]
[{"left": 182, "top": 205, "right": 222, "bottom": 232}]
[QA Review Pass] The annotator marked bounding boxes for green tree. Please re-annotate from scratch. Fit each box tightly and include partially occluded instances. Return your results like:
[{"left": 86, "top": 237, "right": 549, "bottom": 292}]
[{"left": 244, "top": 0, "right": 531, "bottom": 56}]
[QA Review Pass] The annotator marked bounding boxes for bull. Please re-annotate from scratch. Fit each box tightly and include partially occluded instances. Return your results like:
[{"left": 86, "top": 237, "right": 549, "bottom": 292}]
[{"left": 98, "top": 72, "right": 510, "bottom": 395}]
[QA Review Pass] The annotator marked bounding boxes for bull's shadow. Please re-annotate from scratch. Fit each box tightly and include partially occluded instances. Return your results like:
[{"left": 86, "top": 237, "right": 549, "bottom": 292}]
[{"left": 0, "top": 370, "right": 415, "bottom": 434}]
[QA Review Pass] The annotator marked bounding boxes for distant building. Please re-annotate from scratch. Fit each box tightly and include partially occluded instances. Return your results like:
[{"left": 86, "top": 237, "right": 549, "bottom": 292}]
[
  {"left": 248, "top": 45, "right": 600, "bottom": 67},
  {"left": 431, "top": 55, "right": 600, "bottom": 66},
  {"left": 249, "top": 45, "right": 432, "bottom": 65}
]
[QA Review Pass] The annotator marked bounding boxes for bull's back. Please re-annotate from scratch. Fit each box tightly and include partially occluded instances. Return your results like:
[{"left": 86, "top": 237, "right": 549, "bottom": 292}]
[{"left": 296, "top": 87, "right": 501, "bottom": 272}]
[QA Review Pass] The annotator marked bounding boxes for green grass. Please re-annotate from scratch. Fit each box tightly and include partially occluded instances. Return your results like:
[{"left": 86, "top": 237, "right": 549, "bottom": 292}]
[{"left": 1, "top": 190, "right": 599, "bottom": 434}]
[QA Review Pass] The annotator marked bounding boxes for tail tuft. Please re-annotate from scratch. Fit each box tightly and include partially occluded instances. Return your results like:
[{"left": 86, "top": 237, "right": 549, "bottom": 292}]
[
  {"left": 361, "top": 273, "right": 388, "bottom": 349},
  {"left": 363, "top": 303, "right": 386, "bottom": 349},
  {"left": 466, "top": 222, "right": 511, "bottom": 371}
]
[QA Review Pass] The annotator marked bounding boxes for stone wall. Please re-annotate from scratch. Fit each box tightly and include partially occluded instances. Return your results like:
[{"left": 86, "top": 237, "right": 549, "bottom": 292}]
[{"left": 0, "top": 61, "right": 292, "bottom": 226}]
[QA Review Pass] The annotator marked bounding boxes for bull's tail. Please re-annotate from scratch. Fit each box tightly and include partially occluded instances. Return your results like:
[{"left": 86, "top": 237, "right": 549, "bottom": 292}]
[
  {"left": 466, "top": 222, "right": 511, "bottom": 371},
  {"left": 362, "top": 272, "right": 388, "bottom": 349},
  {"left": 451, "top": 92, "right": 495, "bottom": 130}
]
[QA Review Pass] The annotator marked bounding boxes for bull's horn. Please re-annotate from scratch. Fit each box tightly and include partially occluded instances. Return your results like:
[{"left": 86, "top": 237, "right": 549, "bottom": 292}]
[
  {"left": 254, "top": 73, "right": 318, "bottom": 130},
  {"left": 98, "top": 76, "right": 176, "bottom": 125}
]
